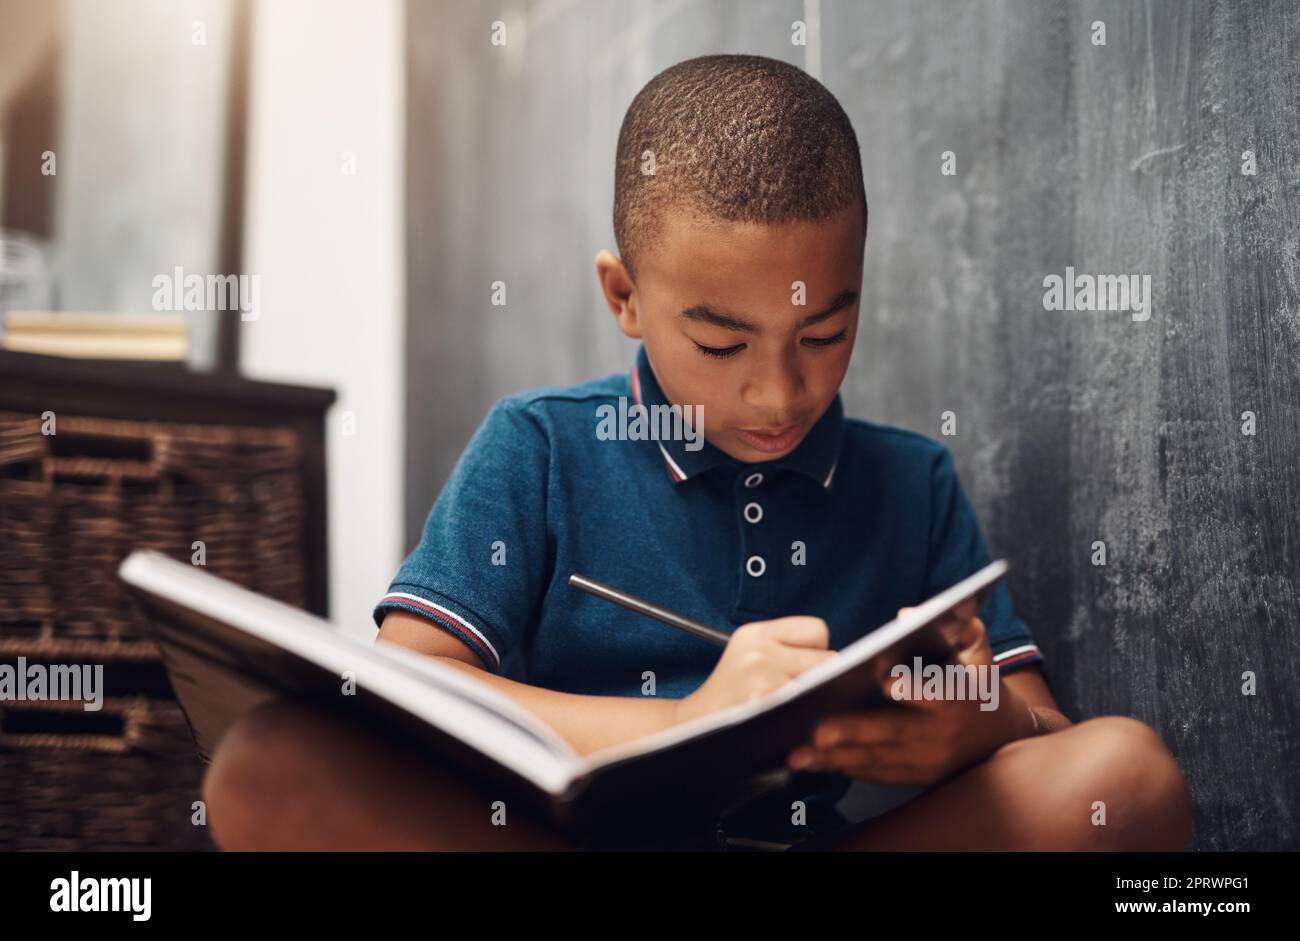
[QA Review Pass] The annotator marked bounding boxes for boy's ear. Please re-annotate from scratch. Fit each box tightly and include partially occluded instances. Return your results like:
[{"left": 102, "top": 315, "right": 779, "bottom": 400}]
[{"left": 594, "top": 249, "right": 642, "bottom": 339}]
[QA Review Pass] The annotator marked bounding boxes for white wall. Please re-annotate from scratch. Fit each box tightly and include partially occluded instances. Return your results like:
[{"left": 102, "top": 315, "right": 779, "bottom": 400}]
[
  {"left": 54, "top": 0, "right": 232, "bottom": 365},
  {"left": 240, "top": 0, "right": 404, "bottom": 640}
]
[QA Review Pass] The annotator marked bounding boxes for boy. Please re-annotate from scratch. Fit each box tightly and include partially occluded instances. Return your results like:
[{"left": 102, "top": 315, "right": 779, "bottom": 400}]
[{"left": 203, "top": 54, "right": 1192, "bottom": 851}]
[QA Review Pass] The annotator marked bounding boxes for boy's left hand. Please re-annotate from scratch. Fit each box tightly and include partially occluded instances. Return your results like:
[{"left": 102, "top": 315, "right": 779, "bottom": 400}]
[{"left": 784, "top": 599, "right": 1031, "bottom": 788}]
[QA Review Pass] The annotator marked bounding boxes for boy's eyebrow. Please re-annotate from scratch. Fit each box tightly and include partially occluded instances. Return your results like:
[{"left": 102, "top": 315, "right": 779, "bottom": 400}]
[{"left": 679, "top": 289, "right": 858, "bottom": 333}]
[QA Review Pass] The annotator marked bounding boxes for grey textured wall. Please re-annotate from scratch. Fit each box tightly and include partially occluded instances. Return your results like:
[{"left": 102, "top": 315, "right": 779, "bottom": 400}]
[{"left": 406, "top": 0, "right": 1300, "bottom": 850}]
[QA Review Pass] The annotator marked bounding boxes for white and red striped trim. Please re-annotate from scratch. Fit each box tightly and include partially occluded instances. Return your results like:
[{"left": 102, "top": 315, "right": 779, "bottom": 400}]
[
  {"left": 630, "top": 364, "right": 688, "bottom": 482},
  {"left": 993, "top": 644, "right": 1042, "bottom": 669},
  {"left": 379, "top": 591, "right": 501, "bottom": 670},
  {"left": 655, "top": 441, "right": 687, "bottom": 482}
]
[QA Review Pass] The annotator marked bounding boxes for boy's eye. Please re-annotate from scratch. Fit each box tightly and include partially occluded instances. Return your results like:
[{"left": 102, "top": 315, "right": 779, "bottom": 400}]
[
  {"left": 693, "top": 330, "right": 848, "bottom": 358},
  {"left": 694, "top": 341, "right": 745, "bottom": 358},
  {"left": 802, "top": 329, "right": 849, "bottom": 348}
]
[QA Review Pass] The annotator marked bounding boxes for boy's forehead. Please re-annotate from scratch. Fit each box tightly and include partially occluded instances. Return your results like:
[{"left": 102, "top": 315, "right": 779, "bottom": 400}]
[{"left": 641, "top": 206, "right": 864, "bottom": 302}]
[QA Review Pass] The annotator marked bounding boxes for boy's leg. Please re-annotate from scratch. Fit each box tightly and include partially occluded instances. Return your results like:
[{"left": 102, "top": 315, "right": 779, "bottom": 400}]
[
  {"left": 805, "top": 716, "right": 1193, "bottom": 851},
  {"left": 202, "top": 697, "right": 576, "bottom": 851}
]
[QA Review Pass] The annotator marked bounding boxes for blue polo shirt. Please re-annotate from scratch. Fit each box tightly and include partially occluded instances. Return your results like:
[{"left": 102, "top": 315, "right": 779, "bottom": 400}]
[{"left": 374, "top": 343, "right": 1045, "bottom": 843}]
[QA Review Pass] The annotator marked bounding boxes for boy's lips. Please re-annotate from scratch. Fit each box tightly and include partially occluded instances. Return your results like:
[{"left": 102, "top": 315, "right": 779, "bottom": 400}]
[{"left": 735, "top": 423, "right": 803, "bottom": 454}]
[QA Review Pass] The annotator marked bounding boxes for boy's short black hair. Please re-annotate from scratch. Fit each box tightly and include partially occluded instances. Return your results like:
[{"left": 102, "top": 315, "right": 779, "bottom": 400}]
[{"left": 613, "top": 53, "right": 868, "bottom": 283}]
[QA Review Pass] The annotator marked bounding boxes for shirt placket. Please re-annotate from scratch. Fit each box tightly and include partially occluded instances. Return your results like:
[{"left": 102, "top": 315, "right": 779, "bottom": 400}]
[{"left": 732, "top": 467, "right": 780, "bottom": 618}]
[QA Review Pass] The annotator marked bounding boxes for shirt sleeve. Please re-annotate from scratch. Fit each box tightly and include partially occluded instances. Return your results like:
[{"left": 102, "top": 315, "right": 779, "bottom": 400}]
[
  {"left": 371, "top": 398, "right": 552, "bottom": 673},
  {"left": 925, "top": 445, "right": 1045, "bottom": 673}
]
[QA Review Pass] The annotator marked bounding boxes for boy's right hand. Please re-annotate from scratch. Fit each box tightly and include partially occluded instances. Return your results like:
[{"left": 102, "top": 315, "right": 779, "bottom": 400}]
[{"left": 674, "top": 616, "right": 837, "bottom": 725}]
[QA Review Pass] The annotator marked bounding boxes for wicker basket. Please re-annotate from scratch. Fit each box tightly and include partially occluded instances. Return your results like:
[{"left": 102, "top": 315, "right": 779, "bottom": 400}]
[{"left": 0, "top": 410, "right": 307, "bottom": 850}]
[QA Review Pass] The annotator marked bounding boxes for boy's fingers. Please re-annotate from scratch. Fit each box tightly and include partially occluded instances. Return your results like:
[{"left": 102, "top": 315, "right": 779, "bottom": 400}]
[
  {"left": 898, "top": 598, "right": 980, "bottom": 632},
  {"left": 791, "top": 744, "right": 878, "bottom": 772},
  {"left": 940, "top": 612, "right": 984, "bottom": 650},
  {"left": 755, "top": 615, "right": 832, "bottom": 649},
  {"left": 777, "top": 646, "right": 839, "bottom": 676},
  {"left": 896, "top": 603, "right": 965, "bottom": 656},
  {"left": 937, "top": 613, "right": 985, "bottom": 653},
  {"left": 810, "top": 709, "right": 921, "bottom": 748},
  {"left": 880, "top": 666, "right": 959, "bottom": 710},
  {"left": 949, "top": 597, "right": 980, "bottom": 621},
  {"left": 953, "top": 618, "right": 993, "bottom": 664}
]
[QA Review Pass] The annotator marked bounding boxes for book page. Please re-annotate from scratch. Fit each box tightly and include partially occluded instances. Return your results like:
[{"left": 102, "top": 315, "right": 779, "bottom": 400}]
[{"left": 120, "top": 551, "right": 583, "bottom": 796}]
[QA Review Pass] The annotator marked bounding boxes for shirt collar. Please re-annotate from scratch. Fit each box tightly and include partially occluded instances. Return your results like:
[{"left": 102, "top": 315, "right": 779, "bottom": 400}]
[{"left": 629, "top": 343, "right": 844, "bottom": 490}]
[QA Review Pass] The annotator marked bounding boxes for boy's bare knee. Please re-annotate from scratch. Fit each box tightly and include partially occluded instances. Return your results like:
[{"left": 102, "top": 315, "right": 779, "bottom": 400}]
[
  {"left": 203, "top": 698, "right": 328, "bottom": 850},
  {"left": 1073, "top": 716, "right": 1194, "bottom": 850}
]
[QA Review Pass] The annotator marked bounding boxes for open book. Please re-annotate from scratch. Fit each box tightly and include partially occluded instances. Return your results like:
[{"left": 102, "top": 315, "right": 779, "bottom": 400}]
[{"left": 118, "top": 550, "right": 1007, "bottom": 839}]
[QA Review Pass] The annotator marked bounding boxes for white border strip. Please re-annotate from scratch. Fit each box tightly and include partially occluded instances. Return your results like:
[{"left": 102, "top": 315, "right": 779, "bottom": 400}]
[
  {"left": 655, "top": 440, "right": 689, "bottom": 481},
  {"left": 993, "top": 644, "right": 1041, "bottom": 662},
  {"left": 383, "top": 591, "right": 502, "bottom": 668}
]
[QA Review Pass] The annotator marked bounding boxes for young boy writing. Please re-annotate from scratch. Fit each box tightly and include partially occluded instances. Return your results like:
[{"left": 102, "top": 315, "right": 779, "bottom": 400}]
[{"left": 203, "top": 54, "right": 1192, "bottom": 851}]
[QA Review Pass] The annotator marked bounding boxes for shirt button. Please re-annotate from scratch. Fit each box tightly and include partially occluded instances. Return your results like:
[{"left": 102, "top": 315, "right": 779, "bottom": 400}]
[
  {"left": 743, "top": 502, "right": 763, "bottom": 524},
  {"left": 746, "top": 555, "right": 766, "bottom": 577},
  {"left": 744, "top": 472, "right": 763, "bottom": 488}
]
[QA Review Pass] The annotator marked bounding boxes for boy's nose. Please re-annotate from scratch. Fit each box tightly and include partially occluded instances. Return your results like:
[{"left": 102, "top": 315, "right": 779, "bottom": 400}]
[{"left": 741, "top": 361, "right": 804, "bottom": 418}]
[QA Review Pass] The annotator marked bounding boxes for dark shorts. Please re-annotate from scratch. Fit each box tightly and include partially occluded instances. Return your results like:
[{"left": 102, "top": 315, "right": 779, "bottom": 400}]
[
  {"left": 573, "top": 802, "right": 852, "bottom": 852},
  {"left": 572, "top": 779, "right": 927, "bottom": 851}
]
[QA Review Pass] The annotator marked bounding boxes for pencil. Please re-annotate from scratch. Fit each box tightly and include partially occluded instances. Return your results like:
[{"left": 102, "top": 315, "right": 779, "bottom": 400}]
[{"left": 568, "top": 573, "right": 732, "bottom": 647}]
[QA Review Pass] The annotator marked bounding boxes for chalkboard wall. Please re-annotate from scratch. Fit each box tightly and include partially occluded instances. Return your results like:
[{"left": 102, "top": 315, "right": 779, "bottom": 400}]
[{"left": 405, "top": 0, "right": 1299, "bottom": 850}]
